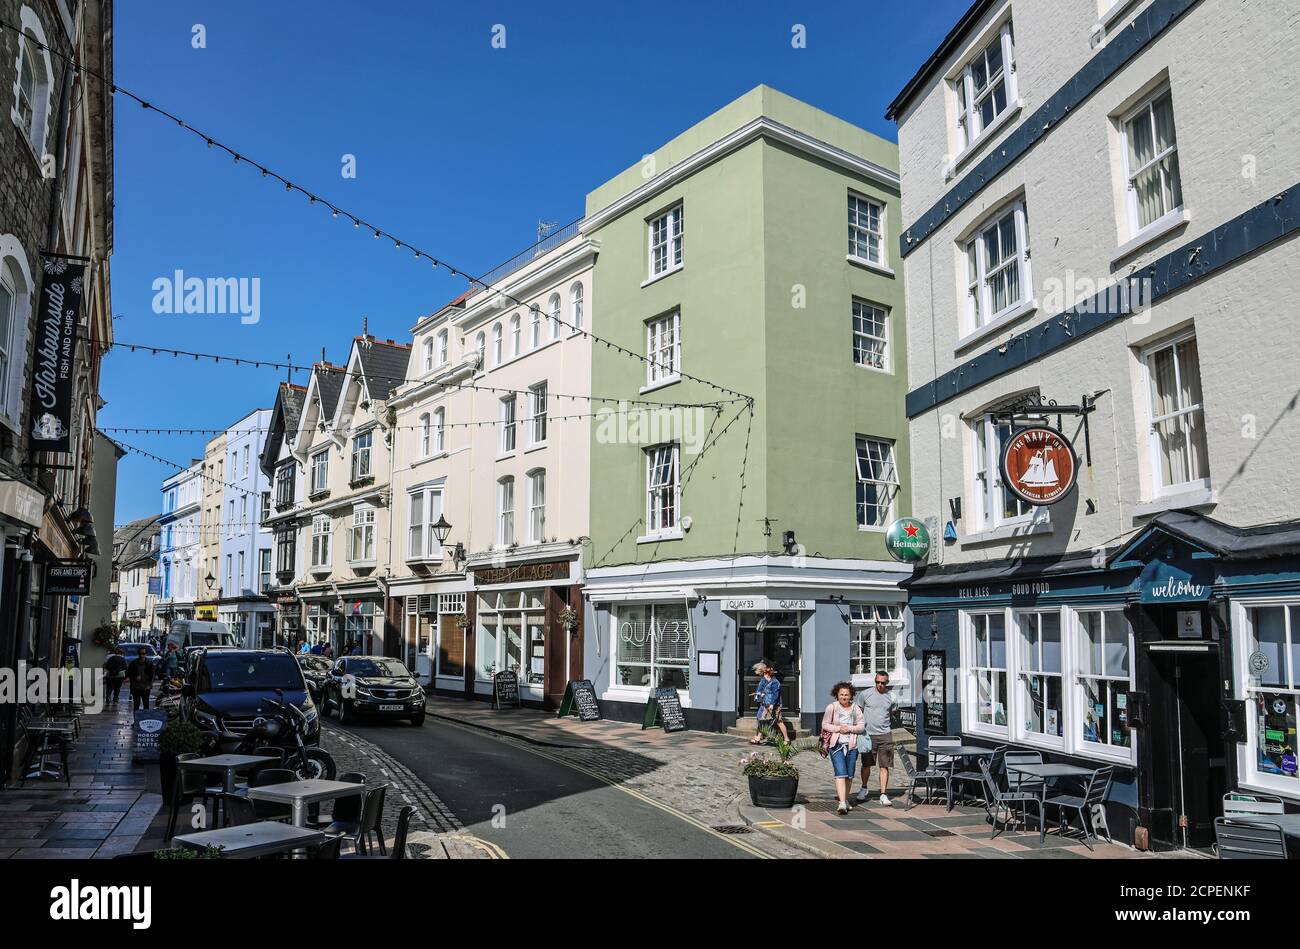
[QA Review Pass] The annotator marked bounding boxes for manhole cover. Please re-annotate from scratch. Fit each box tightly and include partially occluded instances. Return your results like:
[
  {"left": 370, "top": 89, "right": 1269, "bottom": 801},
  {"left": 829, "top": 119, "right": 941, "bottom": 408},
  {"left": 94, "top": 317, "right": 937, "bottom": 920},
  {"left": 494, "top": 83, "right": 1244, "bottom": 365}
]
[
  {"left": 711, "top": 825, "right": 754, "bottom": 835},
  {"left": 923, "top": 829, "right": 955, "bottom": 837}
]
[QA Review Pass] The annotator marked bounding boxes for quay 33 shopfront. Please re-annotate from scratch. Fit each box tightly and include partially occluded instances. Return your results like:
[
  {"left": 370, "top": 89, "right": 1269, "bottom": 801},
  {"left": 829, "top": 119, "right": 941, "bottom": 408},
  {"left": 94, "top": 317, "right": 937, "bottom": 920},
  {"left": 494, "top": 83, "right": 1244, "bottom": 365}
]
[{"left": 904, "top": 511, "right": 1300, "bottom": 852}]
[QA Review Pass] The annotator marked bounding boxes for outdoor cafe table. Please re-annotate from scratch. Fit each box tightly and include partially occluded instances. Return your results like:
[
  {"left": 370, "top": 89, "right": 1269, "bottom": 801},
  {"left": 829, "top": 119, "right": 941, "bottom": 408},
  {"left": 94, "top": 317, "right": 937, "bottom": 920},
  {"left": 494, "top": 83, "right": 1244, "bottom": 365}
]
[
  {"left": 1234, "top": 813, "right": 1300, "bottom": 840},
  {"left": 174, "top": 821, "right": 327, "bottom": 859},
  {"left": 178, "top": 754, "right": 279, "bottom": 793},
  {"left": 1006, "top": 762, "right": 1098, "bottom": 842},
  {"left": 245, "top": 778, "right": 365, "bottom": 827}
]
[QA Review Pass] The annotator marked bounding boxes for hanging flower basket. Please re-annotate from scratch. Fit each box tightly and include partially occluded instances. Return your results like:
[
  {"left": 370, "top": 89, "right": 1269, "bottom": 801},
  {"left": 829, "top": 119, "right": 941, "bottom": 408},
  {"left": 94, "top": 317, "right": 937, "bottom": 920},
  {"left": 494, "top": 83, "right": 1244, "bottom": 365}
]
[
  {"left": 455, "top": 615, "right": 470, "bottom": 630},
  {"left": 558, "top": 606, "right": 579, "bottom": 630}
]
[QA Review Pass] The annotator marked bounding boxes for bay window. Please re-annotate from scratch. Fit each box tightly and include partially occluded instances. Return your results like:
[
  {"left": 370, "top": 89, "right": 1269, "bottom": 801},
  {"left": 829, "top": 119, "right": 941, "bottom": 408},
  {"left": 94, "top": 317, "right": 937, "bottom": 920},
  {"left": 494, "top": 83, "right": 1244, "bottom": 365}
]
[
  {"left": 614, "top": 602, "right": 690, "bottom": 691},
  {"left": 407, "top": 485, "right": 444, "bottom": 561},
  {"left": 964, "top": 201, "right": 1031, "bottom": 333}
]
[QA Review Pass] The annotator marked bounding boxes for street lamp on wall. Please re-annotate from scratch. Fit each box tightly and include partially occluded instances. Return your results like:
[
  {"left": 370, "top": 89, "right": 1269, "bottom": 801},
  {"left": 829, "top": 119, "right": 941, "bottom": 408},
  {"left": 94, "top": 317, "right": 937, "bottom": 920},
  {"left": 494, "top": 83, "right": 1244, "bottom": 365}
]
[
  {"left": 431, "top": 514, "right": 466, "bottom": 565},
  {"left": 204, "top": 572, "right": 216, "bottom": 593}
]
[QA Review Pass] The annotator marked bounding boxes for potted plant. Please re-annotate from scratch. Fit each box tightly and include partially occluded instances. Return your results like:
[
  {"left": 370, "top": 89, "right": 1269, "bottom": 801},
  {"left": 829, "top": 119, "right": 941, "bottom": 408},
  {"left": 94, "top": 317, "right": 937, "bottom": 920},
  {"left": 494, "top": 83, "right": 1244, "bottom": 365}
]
[
  {"left": 158, "top": 720, "right": 204, "bottom": 803},
  {"left": 742, "top": 727, "right": 800, "bottom": 808}
]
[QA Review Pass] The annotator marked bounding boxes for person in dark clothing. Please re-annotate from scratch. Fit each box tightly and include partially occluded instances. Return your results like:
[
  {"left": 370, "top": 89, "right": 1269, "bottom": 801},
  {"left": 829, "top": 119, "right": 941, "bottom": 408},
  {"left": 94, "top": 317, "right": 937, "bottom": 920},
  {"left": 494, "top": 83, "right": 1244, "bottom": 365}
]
[
  {"left": 103, "top": 648, "right": 127, "bottom": 704},
  {"left": 127, "top": 648, "right": 155, "bottom": 711}
]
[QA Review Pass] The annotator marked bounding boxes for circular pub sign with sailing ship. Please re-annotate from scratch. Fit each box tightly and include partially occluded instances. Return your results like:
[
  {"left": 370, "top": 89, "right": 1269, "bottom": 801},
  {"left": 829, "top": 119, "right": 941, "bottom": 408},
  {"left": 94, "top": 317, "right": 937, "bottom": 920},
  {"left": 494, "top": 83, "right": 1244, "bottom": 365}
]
[{"left": 999, "top": 425, "right": 1078, "bottom": 506}]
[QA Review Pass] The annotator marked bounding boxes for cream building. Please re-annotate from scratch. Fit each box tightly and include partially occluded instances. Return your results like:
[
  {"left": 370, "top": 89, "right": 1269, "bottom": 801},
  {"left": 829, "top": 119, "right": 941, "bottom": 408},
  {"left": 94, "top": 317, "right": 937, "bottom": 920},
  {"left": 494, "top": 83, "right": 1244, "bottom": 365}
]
[
  {"left": 887, "top": 0, "right": 1300, "bottom": 850},
  {"left": 389, "top": 225, "right": 596, "bottom": 707}
]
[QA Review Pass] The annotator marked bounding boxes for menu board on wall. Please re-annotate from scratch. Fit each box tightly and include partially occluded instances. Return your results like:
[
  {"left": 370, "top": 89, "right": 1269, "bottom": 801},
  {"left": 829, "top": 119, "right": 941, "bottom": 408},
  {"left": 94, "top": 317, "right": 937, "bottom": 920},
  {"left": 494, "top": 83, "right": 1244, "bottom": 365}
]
[{"left": 922, "top": 650, "right": 946, "bottom": 735}]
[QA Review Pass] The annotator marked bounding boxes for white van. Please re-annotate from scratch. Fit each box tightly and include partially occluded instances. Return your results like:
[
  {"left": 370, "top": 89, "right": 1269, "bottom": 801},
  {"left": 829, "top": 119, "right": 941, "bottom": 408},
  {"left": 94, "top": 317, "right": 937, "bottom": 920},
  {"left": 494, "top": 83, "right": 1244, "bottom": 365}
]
[{"left": 166, "top": 620, "right": 238, "bottom": 652}]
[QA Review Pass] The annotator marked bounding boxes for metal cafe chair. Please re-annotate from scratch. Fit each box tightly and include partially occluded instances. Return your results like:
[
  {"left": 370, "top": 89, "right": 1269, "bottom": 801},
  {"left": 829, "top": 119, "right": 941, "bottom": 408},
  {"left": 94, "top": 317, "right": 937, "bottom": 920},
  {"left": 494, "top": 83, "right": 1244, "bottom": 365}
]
[
  {"left": 978, "top": 759, "right": 1041, "bottom": 839},
  {"left": 898, "top": 746, "right": 950, "bottom": 809},
  {"left": 1004, "top": 750, "right": 1045, "bottom": 794},
  {"left": 1214, "top": 818, "right": 1288, "bottom": 859},
  {"left": 1044, "top": 766, "right": 1114, "bottom": 851},
  {"left": 17, "top": 706, "right": 72, "bottom": 786},
  {"left": 951, "top": 744, "right": 1004, "bottom": 810},
  {"left": 1222, "top": 791, "right": 1285, "bottom": 817},
  {"left": 165, "top": 753, "right": 223, "bottom": 840}
]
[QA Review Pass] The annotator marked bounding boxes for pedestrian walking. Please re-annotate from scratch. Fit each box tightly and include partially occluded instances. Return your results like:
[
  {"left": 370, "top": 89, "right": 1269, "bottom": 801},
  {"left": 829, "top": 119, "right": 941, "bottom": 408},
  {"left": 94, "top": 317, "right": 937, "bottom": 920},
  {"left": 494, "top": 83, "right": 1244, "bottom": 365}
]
[
  {"left": 161, "top": 641, "right": 182, "bottom": 678},
  {"left": 126, "top": 648, "right": 156, "bottom": 711},
  {"left": 310, "top": 640, "right": 324, "bottom": 656},
  {"left": 821, "top": 682, "right": 865, "bottom": 814},
  {"left": 750, "top": 661, "right": 790, "bottom": 745},
  {"left": 855, "top": 671, "right": 900, "bottom": 806},
  {"left": 322, "top": 643, "right": 333, "bottom": 659},
  {"left": 297, "top": 639, "right": 308, "bottom": 654},
  {"left": 103, "top": 648, "right": 127, "bottom": 704}
]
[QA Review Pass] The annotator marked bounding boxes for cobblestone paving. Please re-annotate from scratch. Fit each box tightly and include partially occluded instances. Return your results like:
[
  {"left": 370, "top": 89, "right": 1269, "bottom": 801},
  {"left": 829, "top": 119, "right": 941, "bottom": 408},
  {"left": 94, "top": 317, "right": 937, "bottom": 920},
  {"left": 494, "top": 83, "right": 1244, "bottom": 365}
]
[{"left": 320, "top": 722, "right": 495, "bottom": 859}]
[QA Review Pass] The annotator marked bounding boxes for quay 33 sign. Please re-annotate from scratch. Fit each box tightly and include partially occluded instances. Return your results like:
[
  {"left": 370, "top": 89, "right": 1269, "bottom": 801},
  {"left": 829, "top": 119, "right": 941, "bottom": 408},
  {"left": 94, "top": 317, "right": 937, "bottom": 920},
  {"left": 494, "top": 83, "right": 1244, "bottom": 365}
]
[
  {"left": 26, "top": 255, "right": 87, "bottom": 454},
  {"left": 1000, "top": 425, "right": 1078, "bottom": 506}
]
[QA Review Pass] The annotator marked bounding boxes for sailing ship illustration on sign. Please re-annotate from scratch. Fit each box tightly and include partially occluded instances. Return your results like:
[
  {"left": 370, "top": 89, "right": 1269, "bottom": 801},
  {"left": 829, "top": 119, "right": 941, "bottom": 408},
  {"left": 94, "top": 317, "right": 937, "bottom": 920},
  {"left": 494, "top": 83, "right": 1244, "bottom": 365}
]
[{"left": 1001, "top": 426, "right": 1078, "bottom": 505}]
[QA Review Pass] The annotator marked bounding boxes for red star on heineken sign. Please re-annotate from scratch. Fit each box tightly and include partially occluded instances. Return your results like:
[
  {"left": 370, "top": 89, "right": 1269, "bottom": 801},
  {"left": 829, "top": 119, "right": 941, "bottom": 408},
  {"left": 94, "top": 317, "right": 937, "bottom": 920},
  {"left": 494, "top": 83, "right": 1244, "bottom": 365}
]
[{"left": 904, "top": 523, "right": 919, "bottom": 537}]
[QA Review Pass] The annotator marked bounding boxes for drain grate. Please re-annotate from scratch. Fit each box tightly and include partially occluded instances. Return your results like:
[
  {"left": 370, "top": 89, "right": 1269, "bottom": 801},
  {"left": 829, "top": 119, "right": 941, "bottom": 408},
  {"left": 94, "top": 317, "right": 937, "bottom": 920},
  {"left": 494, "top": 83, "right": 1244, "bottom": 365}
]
[
  {"left": 711, "top": 824, "right": 755, "bottom": 835},
  {"left": 924, "top": 829, "right": 955, "bottom": 837}
]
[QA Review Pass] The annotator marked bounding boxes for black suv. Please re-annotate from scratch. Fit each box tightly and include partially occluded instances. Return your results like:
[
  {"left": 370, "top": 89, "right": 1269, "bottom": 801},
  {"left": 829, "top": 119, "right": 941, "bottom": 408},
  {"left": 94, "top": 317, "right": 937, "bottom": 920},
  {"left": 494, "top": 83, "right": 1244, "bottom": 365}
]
[
  {"left": 322, "top": 656, "right": 426, "bottom": 726},
  {"left": 182, "top": 648, "right": 320, "bottom": 745}
]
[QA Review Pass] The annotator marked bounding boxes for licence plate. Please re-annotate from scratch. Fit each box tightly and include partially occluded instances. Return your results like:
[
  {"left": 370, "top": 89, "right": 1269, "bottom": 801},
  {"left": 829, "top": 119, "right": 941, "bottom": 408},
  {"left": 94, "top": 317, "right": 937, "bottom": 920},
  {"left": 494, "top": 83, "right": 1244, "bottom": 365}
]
[{"left": 380, "top": 704, "right": 403, "bottom": 711}]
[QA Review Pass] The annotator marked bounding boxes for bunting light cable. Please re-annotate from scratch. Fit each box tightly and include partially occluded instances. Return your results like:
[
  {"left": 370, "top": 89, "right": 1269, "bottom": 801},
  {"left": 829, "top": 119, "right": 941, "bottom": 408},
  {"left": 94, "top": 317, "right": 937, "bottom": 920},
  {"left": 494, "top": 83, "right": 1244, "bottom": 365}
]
[{"left": 0, "top": 17, "right": 751, "bottom": 402}]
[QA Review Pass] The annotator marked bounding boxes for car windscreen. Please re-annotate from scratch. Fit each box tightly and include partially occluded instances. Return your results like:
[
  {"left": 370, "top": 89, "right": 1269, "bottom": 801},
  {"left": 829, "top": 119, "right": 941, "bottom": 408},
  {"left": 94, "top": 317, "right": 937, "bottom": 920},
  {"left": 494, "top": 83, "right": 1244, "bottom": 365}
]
[
  {"left": 199, "top": 654, "right": 303, "bottom": 691},
  {"left": 348, "top": 659, "right": 410, "bottom": 678},
  {"left": 299, "top": 656, "right": 332, "bottom": 672},
  {"left": 121, "top": 644, "right": 157, "bottom": 656},
  {"left": 191, "top": 631, "right": 232, "bottom": 646}
]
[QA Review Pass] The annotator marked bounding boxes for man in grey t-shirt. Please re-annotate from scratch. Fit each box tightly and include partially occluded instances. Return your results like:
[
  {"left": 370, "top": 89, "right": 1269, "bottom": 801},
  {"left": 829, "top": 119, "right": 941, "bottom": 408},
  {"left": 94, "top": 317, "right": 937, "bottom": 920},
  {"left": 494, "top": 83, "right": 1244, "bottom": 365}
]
[{"left": 854, "top": 672, "right": 899, "bottom": 805}]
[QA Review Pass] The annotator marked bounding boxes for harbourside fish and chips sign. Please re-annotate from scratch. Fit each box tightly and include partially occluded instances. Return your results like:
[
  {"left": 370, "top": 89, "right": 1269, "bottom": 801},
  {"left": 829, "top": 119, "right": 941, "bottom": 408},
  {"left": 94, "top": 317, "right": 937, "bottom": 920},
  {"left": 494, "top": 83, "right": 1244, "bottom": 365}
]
[
  {"left": 1000, "top": 425, "right": 1078, "bottom": 506},
  {"left": 885, "top": 517, "right": 931, "bottom": 564},
  {"left": 26, "top": 255, "right": 86, "bottom": 453}
]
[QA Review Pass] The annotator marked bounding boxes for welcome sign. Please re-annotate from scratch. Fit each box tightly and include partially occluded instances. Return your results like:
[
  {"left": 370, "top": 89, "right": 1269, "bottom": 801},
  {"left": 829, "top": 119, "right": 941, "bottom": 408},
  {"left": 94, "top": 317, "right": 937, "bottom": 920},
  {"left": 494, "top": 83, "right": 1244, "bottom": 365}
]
[{"left": 26, "top": 255, "right": 86, "bottom": 453}]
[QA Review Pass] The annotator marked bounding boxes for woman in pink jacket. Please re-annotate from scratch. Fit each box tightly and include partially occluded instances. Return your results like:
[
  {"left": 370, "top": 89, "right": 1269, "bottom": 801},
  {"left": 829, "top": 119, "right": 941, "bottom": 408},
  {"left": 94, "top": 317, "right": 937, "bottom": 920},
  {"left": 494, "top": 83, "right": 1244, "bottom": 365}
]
[{"left": 823, "top": 682, "right": 865, "bottom": 814}]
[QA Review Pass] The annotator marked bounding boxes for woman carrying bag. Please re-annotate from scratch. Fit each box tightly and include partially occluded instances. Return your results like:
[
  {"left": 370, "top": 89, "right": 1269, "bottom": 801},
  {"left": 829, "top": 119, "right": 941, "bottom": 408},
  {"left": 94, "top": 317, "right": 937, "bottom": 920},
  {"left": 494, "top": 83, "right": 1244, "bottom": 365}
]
[
  {"left": 821, "top": 682, "right": 866, "bottom": 814},
  {"left": 750, "top": 661, "right": 790, "bottom": 745}
]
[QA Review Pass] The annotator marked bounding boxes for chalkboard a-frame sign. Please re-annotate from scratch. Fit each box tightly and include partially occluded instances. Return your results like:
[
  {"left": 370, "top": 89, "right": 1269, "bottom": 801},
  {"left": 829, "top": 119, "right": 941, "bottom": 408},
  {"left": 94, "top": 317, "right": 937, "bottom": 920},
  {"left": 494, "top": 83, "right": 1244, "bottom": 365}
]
[
  {"left": 492, "top": 670, "right": 520, "bottom": 709},
  {"left": 641, "top": 687, "right": 688, "bottom": 732},
  {"left": 558, "top": 680, "right": 601, "bottom": 721}
]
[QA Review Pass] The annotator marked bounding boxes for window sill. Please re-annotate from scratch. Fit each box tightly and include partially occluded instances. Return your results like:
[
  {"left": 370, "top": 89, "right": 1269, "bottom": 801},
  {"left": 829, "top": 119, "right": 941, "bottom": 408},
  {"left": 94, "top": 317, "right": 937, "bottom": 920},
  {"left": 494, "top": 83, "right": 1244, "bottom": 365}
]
[
  {"left": 640, "top": 264, "right": 683, "bottom": 289},
  {"left": 857, "top": 524, "right": 888, "bottom": 533},
  {"left": 846, "top": 254, "right": 896, "bottom": 278},
  {"left": 636, "top": 529, "right": 683, "bottom": 545},
  {"left": 1110, "top": 207, "right": 1190, "bottom": 267},
  {"left": 1098, "top": 0, "right": 1139, "bottom": 33},
  {"left": 524, "top": 442, "right": 548, "bottom": 454},
  {"left": 854, "top": 361, "right": 891, "bottom": 375},
  {"left": 308, "top": 490, "right": 331, "bottom": 502},
  {"left": 955, "top": 298, "right": 1038, "bottom": 354},
  {"left": 945, "top": 100, "right": 1024, "bottom": 181},
  {"left": 960, "top": 516, "right": 1052, "bottom": 548},
  {"left": 414, "top": 450, "right": 449, "bottom": 466},
  {"left": 347, "top": 560, "right": 377, "bottom": 570},
  {"left": 640, "top": 376, "right": 682, "bottom": 395},
  {"left": 309, "top": 565, "right": 331, "bottom": 576},
  {"left": 495, "top": 451, "right": 516, "bottom": 463},
  {"left": 1133, "top": 485, "right": 1217, "bottom": 519}
]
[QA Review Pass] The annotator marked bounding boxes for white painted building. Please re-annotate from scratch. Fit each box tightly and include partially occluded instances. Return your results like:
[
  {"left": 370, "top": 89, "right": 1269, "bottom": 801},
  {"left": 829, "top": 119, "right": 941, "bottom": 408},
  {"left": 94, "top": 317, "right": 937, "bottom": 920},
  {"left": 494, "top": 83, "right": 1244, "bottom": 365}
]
[
  {"left": 219, "top": 408, "right": 275, "bottom": 646},
  {"left": 157, "top": 462, "right": 203, "bottom": 625},
  {"left": 887, "top": 0, "right": 1300, "bottom": 850}
]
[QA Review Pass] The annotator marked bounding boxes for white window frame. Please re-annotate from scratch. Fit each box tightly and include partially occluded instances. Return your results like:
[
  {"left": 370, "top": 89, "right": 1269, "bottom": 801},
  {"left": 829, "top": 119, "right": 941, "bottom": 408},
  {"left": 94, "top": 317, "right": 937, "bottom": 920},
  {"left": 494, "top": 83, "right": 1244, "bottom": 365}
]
[
  {"left": 259, "top": 548, "right": 272, "bottom": 594},
  {"left": 854, "top": 435, "right": 899, "bottom": 530},
  {"left": 418, "top": 412, "right": 431, "bottom": 458},
  {"left": 11, "top": 11, "right": 54, "bottom": 161},
  {"left": 351, "top": 430, "right": 372, "bottom": 481},
  {"left": 432, "top": 407, "right": 445, "bottom": 455},
  {"left": 611, "top": 602, "right": 692, "bottom": 694},
  {"left": 954, "top": 20, "right": 1018, "bottom": 154},
  {"left": 529, "top": 306, "right": 542, "bottom": 349},
  {"left": 406, "top": 485, "right": 445, "bottom": 561},
  {"left": 646, "top": 310, "right": 681, "bottom": 386},
  {"left": 499, "top": 395, "right": 516, "bottom": 456},
  {"left": 1013, "top": 609, "right": 1066, "bottom": 751},
  {"left": 971, "top": 413, "right": 1035, "bottom": 531},
  {"left": 569, "top": 282, "right": 584, "bottom": 331},
  {"left": 548, "top": 293, "right": 562, "bottom": 338},
  {"left": 648, "top": 204, "right": 684, "bottom": 278},
  {"left": 310, "top": 514, "right": 332, "bottom": 569},
  {"left": 510, "top": 314, "right": 521, "bottom": 357},
  {"left": 847, "top": 192, "right": 884, "bottom": 265},
  {"left": 1072, "top": 607, "right": 1137, "bottom": 765},
  {"left": 1120, "top": 87, "right": 1183, "bottom": 236},
  {"left": 1234, "top": 598, "right": 1300, "bottom": 795},
  {"left": 349, "top": 504, "right": 376, "bottom": 564},
  {"left": 492, "top": 323, "right": 503, "bottom": 366},
  {"left": 310, "top": 449, "right": 329, "bottom": 494},
  {"left": 964, "top": 200, "right": 1031, "bottom": 334},
  {"left": 644, "top": 443, "right": 680, "bottom": 537},
  {"left": 962, "top": 610, "right": 1010, "bottom": 739},
  {"left": 528, "top": 382, "right": 547, "bottom": 447},
  {"left": 1140, "top": 331, "right": 1209, "bottom": 498},
  {"left": 527, "top": 468, "right": 546, "bottom": 544},
  {"left": 851, "top": 298, "right": 889, "bottom": 372},
  {"left": 437, "top": 329, "right": 449, "bottom": 367},
  {"left": 849, "top": 604, "right": 904, "bottom": 683},
  {"left": 422, "top": 338, "right": 434, "bottom": 373},
  {"left": 497, "top": 476, "right": 515, "bottom": 547}
]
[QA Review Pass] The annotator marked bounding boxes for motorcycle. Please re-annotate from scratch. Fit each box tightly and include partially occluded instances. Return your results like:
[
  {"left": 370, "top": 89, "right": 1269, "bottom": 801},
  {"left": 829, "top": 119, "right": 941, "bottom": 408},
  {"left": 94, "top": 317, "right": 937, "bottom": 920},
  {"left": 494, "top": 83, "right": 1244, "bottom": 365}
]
[
  {"left": 156, "top": 675, "right": 185, "bottom": 719},
  {"left": 201, "top": 688, "right": 337, "bottom": 780}
]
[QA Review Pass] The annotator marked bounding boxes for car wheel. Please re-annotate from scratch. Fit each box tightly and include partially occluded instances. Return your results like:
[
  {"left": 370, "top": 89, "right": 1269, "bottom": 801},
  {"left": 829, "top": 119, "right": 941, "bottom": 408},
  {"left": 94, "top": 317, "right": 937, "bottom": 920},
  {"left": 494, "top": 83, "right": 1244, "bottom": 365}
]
[
  {"left": 338, "top": 699, "right": 352, "bottom": 725},
  {"left": 410, "top": 713, "right": 425, "bottom": 727}
]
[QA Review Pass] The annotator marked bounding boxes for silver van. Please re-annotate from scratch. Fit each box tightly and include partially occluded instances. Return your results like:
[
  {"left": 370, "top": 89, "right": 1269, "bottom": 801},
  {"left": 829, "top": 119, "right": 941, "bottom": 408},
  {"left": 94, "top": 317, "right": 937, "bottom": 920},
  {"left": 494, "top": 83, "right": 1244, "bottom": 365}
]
[{"left": 166, "top": 620, "right": 237, "bottom": 652}]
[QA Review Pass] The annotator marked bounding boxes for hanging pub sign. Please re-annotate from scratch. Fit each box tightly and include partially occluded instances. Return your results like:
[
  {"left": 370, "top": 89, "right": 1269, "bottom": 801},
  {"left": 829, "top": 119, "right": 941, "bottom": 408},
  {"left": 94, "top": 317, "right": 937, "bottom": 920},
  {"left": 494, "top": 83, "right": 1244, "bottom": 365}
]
[
  {"left": 45, "top": 560, "right": 93, "bottom": 595},
  {"left": 1000, "top": 425, "right": 1078, "bottom": 506},
  {"left": 26, "top": 255, "right": 87, "bottom": 454},
  {"left": 884, "top": 517, "right": 931, "bottom": 564}
]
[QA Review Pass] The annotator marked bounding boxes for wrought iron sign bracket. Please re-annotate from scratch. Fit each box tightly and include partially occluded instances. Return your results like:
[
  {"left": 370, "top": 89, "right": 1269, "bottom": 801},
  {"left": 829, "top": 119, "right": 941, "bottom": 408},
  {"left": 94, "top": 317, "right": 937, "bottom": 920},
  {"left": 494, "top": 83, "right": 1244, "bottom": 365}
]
[{"left": 986, "top": 393, "right": 1096, "bottom": 467}]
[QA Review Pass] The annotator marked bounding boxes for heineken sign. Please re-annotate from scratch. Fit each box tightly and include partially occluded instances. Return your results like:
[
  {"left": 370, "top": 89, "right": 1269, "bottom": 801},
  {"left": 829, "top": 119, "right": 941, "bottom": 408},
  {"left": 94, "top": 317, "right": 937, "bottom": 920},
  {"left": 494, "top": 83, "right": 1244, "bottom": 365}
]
[
  {"left": 1000, "top": 425, "right": 1078, "bottom": 506},
  {"left": 885, "top": 517, "right": 930, "bottom": 564},
  {"left": 26, "top": 255, "right": 87, "bottom": 453}
]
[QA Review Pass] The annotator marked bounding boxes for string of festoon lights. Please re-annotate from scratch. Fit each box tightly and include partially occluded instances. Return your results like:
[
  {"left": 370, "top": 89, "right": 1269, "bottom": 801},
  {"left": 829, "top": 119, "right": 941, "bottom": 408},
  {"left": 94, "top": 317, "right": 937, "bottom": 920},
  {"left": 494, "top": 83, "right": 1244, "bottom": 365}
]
[
  {"left": 0, "top": 17, "right": 751, "bottom": 403},
  {"left": 107, "top": 341, "right": 743, "bottom": 412}
]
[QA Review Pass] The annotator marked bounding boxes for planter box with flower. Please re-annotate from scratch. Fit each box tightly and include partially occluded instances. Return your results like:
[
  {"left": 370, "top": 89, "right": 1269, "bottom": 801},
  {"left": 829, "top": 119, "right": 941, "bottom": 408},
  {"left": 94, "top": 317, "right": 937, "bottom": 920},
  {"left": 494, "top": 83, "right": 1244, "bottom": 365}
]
[
  {"left": 158, "top": 720, "right": 204, "bottom": 803},
  {"left": 741, "top": 727, "right": 800, "bottom": 808}
]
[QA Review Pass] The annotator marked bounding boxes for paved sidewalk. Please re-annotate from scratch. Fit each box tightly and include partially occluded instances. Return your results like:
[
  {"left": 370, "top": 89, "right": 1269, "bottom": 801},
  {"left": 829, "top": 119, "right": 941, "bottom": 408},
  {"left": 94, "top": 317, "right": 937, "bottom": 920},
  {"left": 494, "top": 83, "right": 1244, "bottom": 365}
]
[
  {"left": 738, "top": 794, "right": 1157, "bottom": 859},
  {"left": 0, "top": 698, "right": 162, "bottom": 859}
]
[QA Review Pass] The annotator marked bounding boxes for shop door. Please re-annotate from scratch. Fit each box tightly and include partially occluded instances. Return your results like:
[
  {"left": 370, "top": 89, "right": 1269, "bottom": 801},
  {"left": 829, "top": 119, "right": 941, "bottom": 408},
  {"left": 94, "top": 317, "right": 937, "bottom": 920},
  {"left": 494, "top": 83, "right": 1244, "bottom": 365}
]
[
  {"left": 739, "top": 612, "right": 801, "bottom": 718},
  {"left": 1148, "top": 646, "right": 1226, "bottom": 849}
]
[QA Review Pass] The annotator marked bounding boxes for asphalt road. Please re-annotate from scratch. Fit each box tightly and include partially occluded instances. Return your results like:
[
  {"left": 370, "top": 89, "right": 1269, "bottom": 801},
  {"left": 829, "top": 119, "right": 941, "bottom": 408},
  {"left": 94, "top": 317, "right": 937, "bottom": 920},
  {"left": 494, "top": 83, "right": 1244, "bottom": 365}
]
[{"left": 333, "top": 716, "right": 760, "bottom": 859}]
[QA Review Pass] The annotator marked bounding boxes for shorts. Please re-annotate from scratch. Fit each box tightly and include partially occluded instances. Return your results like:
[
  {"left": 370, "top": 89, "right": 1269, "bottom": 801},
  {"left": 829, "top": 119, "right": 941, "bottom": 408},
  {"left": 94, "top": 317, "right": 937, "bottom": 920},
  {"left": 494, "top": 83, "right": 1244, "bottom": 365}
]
[
  {"left": 863, "top": 736, "right": 895, "bottom": 769},
  {"left": 830, "top": 744, "right": 859, "bottom": 778}
]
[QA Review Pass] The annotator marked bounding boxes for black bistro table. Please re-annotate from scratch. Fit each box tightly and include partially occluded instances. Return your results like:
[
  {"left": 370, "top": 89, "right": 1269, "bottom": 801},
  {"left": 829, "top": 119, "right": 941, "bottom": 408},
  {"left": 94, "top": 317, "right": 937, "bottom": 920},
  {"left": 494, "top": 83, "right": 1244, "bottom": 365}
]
[
  {"left": 174, "top": 821, "right": 327, "bottom": 859},
  {"left": 1006, "top": 762, "right": 1098, "bottom": 842}
]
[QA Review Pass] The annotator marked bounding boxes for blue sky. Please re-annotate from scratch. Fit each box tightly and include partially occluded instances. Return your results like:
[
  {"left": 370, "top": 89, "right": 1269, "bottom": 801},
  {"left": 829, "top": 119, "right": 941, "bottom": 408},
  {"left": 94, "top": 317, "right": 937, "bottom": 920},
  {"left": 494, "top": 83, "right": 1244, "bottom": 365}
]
[{"left": 105, "top": 0, "right": 972, "bottom": 524}]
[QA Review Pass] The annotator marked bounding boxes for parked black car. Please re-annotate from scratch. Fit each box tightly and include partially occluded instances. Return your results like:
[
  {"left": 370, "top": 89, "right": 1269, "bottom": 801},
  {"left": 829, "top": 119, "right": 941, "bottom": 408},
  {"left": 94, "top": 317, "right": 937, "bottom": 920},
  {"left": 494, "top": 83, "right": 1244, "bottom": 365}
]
[
  {"left": 181, "top": 648, "right": 321, "bottom": 746},
  {"left": 297, "top": 654, "right": 333, "bottom": 701},
  {"left": 322, "top": 656, "right": 426, "bottom": 726}
]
